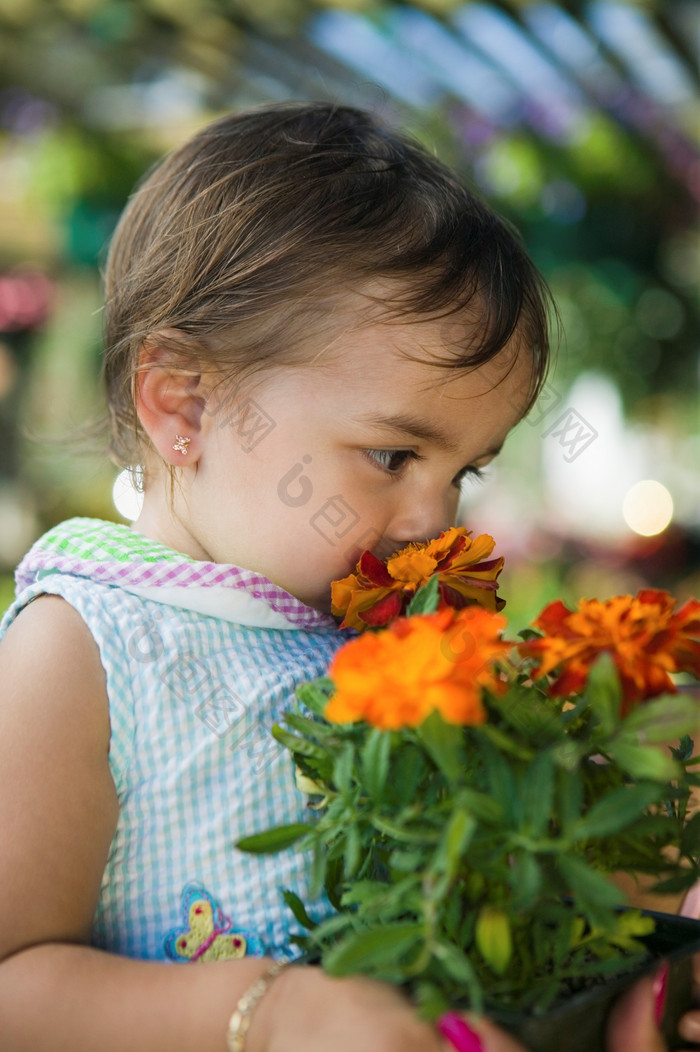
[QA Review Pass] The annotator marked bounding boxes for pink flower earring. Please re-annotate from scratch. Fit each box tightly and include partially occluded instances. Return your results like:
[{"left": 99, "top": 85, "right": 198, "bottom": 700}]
[{"left": 172, "top": 435, "right": 191, "bottom": 455}]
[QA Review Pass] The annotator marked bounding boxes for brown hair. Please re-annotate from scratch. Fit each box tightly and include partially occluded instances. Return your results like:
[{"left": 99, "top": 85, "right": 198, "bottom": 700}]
[{"left": 103, "top": 101, "right": 554, "bottom": 467}]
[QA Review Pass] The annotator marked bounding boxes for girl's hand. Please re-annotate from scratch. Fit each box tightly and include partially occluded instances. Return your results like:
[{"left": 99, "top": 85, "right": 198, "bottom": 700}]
[
  {"left": 439, "top": 973, "right": 672, "bottom": 1052},
  {"left": 249, "top": 967, "right": 447, "bottom": 1051},
  {"left": 253, "top": 965, "right": 687, "bottom": 1052},
  {"left": 437, "top": 1012, "right": 534, "bottom": 1051},
  {"left": 248, "top": 965, "right": 525, "bottom": 1052},
  {"left": 606, "top": 974, "right": 669, "bottom": 1052},
  {"left": 677, "top": 952, "right": 700, "bottom": 1046}
]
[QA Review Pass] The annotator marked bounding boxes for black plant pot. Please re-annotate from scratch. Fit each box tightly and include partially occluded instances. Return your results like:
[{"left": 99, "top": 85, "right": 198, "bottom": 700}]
[{"left": 492, "top": 910, "right": 700, "bottom": 1052}]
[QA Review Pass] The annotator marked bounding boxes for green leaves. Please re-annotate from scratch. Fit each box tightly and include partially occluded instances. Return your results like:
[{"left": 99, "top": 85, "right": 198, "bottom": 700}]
[
  {"left": 681, "top": 812, "right": 700, "bottom": 857},
  {"left": 406, "top": 575, "right": 440, "bottom": 616},
  {"left": 557, "top": 854, "right": 625, "bottom": 911},
  {"left": 476, "top": 908, "right": 512, "bottom": 976},
  {"left": 432, "top": 939, "right": 483, "bottom": 1011},
  {"left": 622, "top": 695, "right": 699, "bottom": 744},
  {"left": 433, "top": 807, "right": 477, "bottom": 884},
  {"left": 671, "top": 735, "right": 695, "bottom": 762},
  {"left": 584, "top": 653, "right": 621, "bottom": 734},
  {"left": 572, "top": 783, "right": 664, "bottom": 841},
  {"left": 457, "top": 788, "right": 503, "bottom": 824},
  {"left": 295, "top": 677, "right": 335, "bottom": 717},
  {"left": 518, "top": 750, "right": 555, "bottom": 838},
  {"left": 236, "top": 823, "right": 312, "bottom": 853},
  {"left": 235, "top": 610, "right": 700, "bottom": 1019},
  {"left": 607, "top": 739, "right": 680, "bottom": 782},
  {"left": 272, "top": 723, "right": 327, "bottom": 763},
  {"left": 416, "top": 710, "right": 462, "bottom": 783},
  {"left": 323, "top": 924, "right": 426, "bottom": 977},
  {"left": 361, "top": 728, "right": 391, "bottom": 800},
  {"left": 509, "top": 852, "right": 542, "bottom": 910},
  {"left": 602, "top": 693, "right": 698, "bottom": 783},
  {"left": 497, "top": 687, "right": 565, "bottom": 744},
  {"left": 282, "top": 890, "right": 317, "bottom": 931},
  {"left": 371, "top": 814, "right": 438, "bottom": 844},
  {"left": 333, "top": 742, "right": 355, "bottom": 796}
]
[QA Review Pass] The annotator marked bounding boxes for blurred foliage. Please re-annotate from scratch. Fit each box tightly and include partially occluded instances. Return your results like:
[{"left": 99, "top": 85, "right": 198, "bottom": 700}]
[
  {"left": 0, "top": 0, "right": 697, "bottom": 593},
  {"left": 0, "top": 0, "right": 696, "bottom": 392},
  {"left": 0, "top": 573, "right": 14, "bottom": 617}
]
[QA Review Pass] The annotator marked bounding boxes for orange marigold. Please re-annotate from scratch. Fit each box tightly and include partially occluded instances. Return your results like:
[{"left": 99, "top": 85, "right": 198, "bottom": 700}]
[
  {"left": 520, "top": 589, "right": 700, "bottom": 714},
  {"left": 325, "top": 606, "right": 509, "bottom": 730},
  {"left": 331, "top": 527, "right": 505, "bottom": 631}
]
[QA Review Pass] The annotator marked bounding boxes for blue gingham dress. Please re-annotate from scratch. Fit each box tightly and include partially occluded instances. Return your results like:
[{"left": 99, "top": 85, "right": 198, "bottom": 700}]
[{"left": 0, "top": 518, "right": 348, "bottom": 961}]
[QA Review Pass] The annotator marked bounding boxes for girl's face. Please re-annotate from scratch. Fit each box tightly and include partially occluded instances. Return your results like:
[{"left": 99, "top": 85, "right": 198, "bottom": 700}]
[{"left": 137, "top": 317, "right": 534, "bottom": 613}]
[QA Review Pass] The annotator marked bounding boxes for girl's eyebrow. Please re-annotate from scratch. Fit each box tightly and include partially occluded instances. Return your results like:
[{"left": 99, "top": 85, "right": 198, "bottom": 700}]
[
  {"left": 355, "top": 413, "right": 460, "bottom": 452},
  {"left": 355, "top": 413, "right": 506, "bottom": 460}
]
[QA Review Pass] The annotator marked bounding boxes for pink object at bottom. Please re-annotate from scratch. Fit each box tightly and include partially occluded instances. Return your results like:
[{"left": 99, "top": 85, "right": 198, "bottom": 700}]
[
  {"left": 437, "top": 1013, "right": 484, "bottom": 1052},
  {"left": 680, "top": 884, "right": 700, "bottom": 919}
]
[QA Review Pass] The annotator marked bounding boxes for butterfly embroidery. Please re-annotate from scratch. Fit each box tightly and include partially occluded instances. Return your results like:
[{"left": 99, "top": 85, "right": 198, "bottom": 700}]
[{"left": 165, "top": 882, "right": 250, "bottom": 962}]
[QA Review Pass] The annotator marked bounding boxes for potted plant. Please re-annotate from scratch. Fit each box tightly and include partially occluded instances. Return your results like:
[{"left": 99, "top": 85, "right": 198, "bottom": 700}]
[{"left": 238, "top": 528, "right": 700, "bottom": 1051}]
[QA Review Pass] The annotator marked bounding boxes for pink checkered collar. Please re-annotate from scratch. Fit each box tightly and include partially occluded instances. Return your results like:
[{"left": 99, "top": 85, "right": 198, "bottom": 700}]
[{"left": 16, "top": 517, "right": 339, "bottom": 632}]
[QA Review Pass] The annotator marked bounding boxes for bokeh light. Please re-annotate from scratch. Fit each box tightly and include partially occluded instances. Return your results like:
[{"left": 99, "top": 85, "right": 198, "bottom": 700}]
[
  {"left": 623, "top": 480, "right": 674, "bottom": 537},
  {"left": 112, "top": 469, "right": 143, "bottom": 522}
]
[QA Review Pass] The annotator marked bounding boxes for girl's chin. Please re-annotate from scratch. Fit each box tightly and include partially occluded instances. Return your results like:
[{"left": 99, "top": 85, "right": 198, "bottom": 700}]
[
  {"left": 285, "top": 584, "right": 333, "bottom": 614},
  {"left": 306, "top": 594, "right": 333, "bottom": 615}
]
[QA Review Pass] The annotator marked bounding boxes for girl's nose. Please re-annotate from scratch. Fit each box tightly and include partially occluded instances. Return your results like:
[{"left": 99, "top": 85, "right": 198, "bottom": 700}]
[{"left": 384, "top": 492, "right": 454, "bottom": 549}]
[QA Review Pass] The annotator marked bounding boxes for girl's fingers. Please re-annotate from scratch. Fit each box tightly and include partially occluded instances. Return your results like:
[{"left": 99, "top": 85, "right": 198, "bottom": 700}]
[
  {"left": 437, "top": 1013, "right": 533, "bottom": 1052},
  {"left": 606, "top": 976, "right": 667, "bottom": 1052},
  {"left": 678, "top": 1009, "right": 700, "bottom": 1044},
  {"left": 670, "top": 945, "right": 700, "bottom": 1046},
  {"left": 678, "top": 951, "right": 700, "bottom": 1044}
]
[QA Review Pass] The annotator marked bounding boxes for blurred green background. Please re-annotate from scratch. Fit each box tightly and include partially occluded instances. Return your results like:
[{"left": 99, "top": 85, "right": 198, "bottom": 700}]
[{"left": 0, "top": 0, "right": 697, "bottom": 624}]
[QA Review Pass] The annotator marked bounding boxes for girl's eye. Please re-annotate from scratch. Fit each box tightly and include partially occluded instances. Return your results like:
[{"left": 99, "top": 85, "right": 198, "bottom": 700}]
[
  {"left": 364, "top": 449, "right": 487, "bottom": 488},
  {"left": 363, "top": 449, "right": 418, "bottom": 475}
]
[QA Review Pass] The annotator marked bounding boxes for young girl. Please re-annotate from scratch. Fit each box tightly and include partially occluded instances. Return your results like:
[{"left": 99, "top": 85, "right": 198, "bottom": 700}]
[{"left": 0, "top": 102, "right": 693, "bottom": 1052}]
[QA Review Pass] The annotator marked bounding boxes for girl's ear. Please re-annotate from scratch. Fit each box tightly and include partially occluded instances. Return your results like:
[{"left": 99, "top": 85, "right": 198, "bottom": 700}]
[{"left": 135, "top": 338, "right": 210, "bottom": 465}]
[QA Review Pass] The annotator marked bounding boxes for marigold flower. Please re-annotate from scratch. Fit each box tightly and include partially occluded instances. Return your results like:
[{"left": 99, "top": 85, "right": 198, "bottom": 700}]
[
  {"left": 324, "top": 606, "right": 509, "bottom": 729},
  {"left": 520, "top": 589, "right": 700, "bottom": 714},
  {"left": 331, "top": 527, "right": 505, "bottom": 631}
]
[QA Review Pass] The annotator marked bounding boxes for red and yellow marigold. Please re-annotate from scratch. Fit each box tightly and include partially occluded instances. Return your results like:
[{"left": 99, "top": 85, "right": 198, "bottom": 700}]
[
  {"left": 331, "top": 527, "right": 504, "bottom": 631},
  {"left": 325, "top": 605, "right": 509, "bottom": 730},
  {"left": 520, "top": 589, "right": 700, "bottom": 714}
]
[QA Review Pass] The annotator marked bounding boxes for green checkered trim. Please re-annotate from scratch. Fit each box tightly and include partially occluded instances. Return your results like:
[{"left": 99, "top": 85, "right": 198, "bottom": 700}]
[{"left": 40, "top": 517, "right": 194, "bottom": 565}]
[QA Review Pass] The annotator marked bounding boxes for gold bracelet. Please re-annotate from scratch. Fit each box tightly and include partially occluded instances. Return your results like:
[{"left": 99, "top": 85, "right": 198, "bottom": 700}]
[{"left": 226, "top": 960, "right": 288, "bottom": 1052}]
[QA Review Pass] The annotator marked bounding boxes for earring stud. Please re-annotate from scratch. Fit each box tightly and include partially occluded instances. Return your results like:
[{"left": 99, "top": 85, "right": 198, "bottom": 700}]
[{"left": 173, "top": 434, "right": 191, "bottom": 455}]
